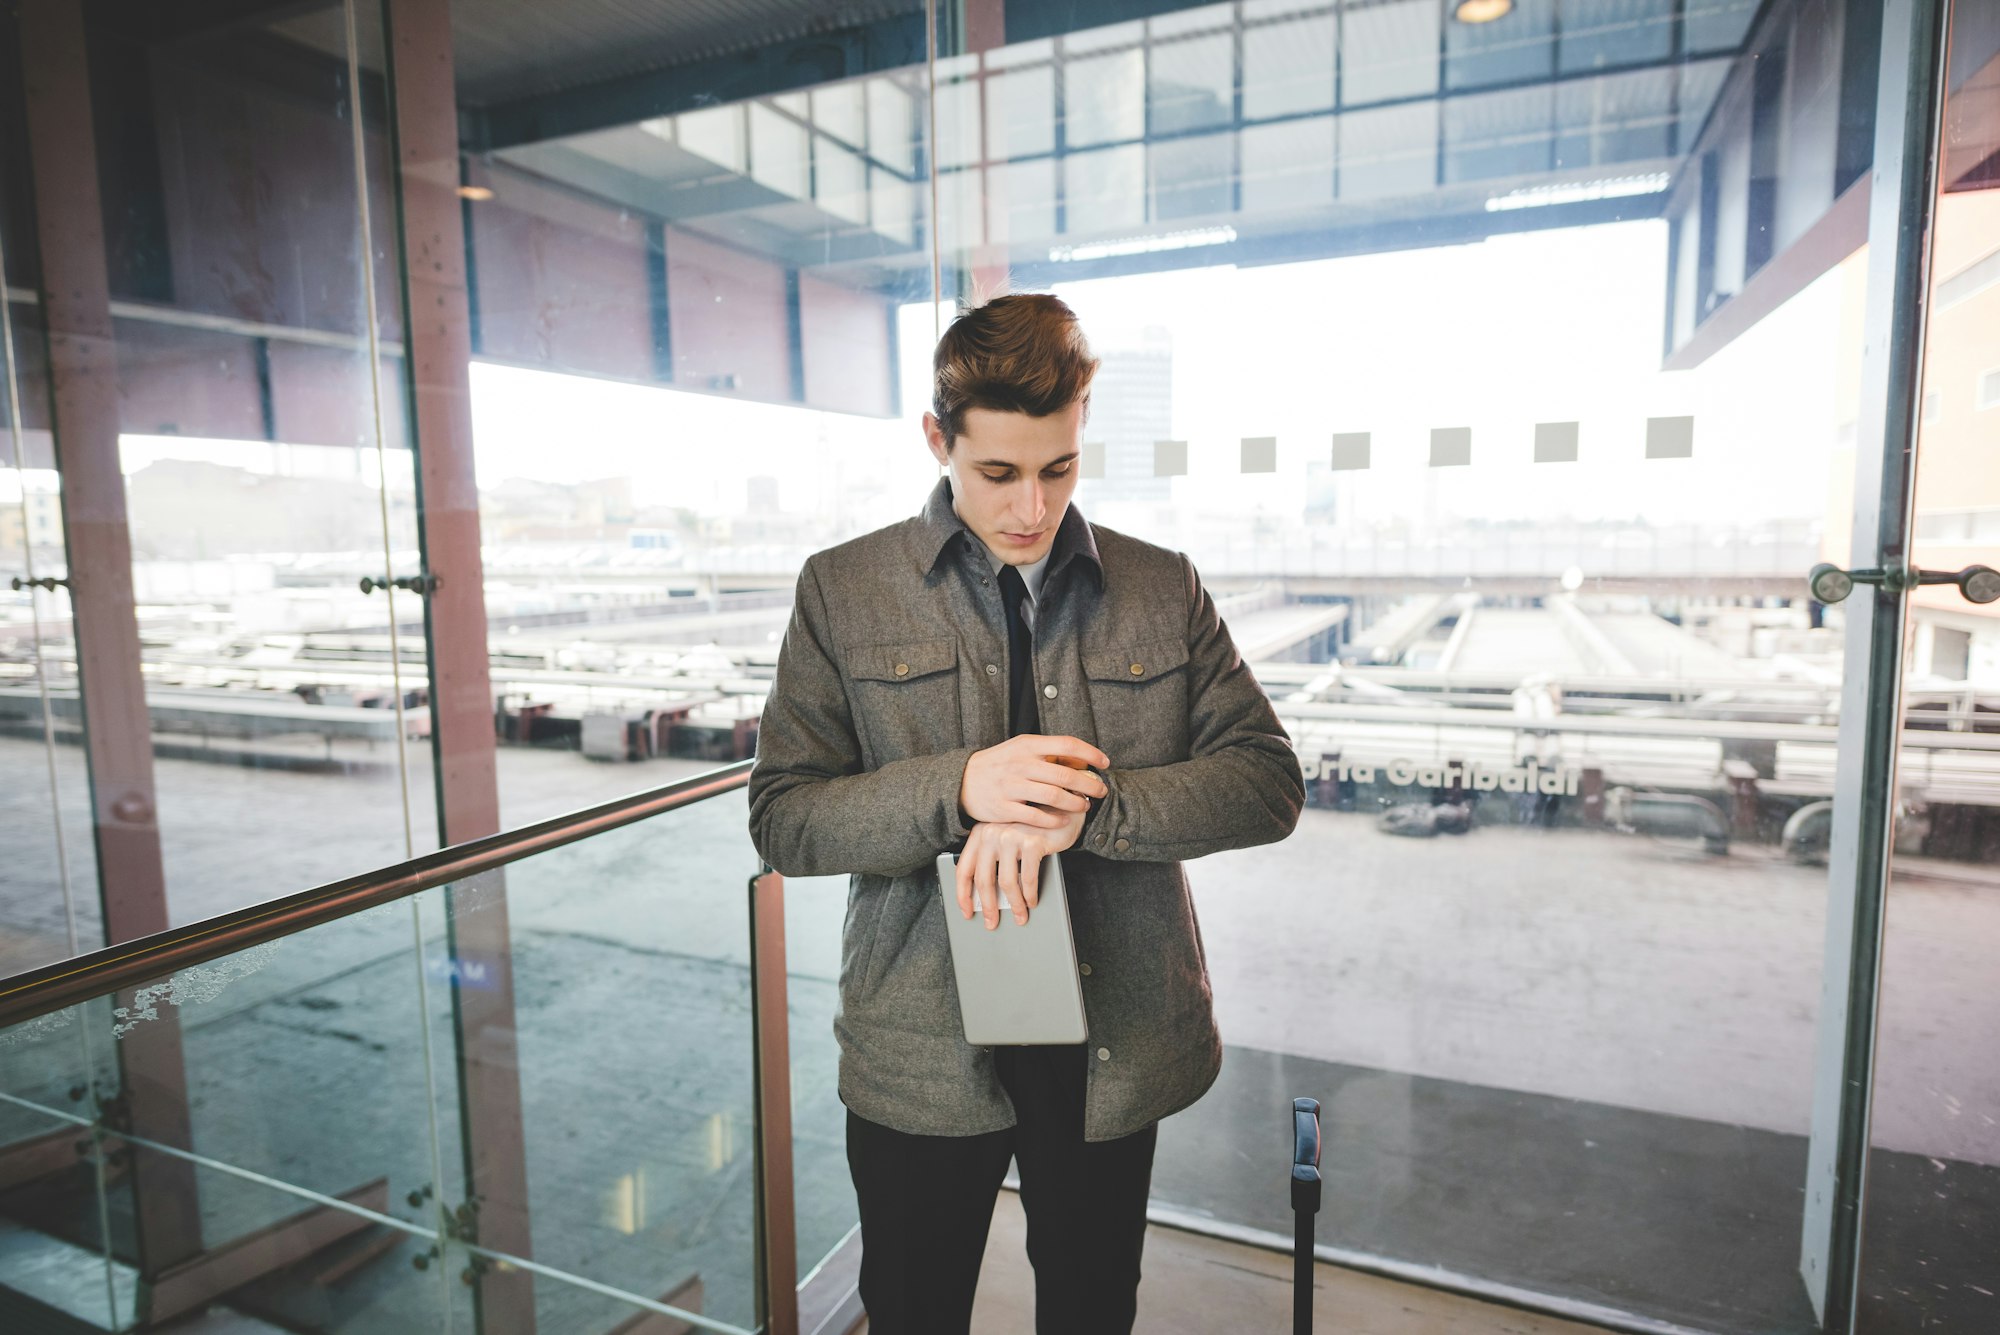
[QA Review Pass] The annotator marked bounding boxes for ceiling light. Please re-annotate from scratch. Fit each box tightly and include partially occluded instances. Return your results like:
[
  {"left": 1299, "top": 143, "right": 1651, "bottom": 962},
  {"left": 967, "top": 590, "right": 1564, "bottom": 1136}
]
[
  {"left": 1049, "top": 225, "right": 1237, "bottom": 263},
  {"left": 1454, "top": 0, "right": 1513, "bottom": 21},
  {"left": 457, "top": 185, "right": 495, "bottom": 201},
  {"left": 1484, "top": 173, "right": 1670, "bottom": 212}
]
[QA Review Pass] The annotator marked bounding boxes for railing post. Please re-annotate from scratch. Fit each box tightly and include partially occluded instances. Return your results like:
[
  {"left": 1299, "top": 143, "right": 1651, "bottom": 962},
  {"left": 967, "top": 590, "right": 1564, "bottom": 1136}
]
[{"left": 749, "top": 868, "right": 799, "bottom": 1335}]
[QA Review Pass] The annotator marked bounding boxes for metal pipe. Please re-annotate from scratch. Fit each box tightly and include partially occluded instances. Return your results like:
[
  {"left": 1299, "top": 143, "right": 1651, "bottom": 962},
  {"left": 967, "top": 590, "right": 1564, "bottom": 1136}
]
[{"left": 0, "top": 762, "right": 754, "bottom": 1029}]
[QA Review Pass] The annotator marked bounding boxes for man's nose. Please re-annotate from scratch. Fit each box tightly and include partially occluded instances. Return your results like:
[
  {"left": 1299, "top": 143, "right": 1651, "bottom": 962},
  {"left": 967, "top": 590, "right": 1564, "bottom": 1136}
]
[{"left": 1016, "top": 479, "right": 1047, "bottom": 526}]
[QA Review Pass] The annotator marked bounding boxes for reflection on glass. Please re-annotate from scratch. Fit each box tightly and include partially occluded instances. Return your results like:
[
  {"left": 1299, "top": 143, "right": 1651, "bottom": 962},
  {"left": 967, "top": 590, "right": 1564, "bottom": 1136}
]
[
  {"left": 1243, "top": 15, "right": 1337, "bottom": 120},
  {"left": 1066, "top": 50, "right": 1148, "bottom": 147},
  {"left": 1343, "top": 0, "right": 1443, "bottom": 105}
]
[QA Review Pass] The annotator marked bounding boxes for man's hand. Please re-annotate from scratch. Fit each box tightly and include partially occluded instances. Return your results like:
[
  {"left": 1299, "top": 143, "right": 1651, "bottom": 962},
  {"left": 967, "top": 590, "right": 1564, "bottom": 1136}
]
[
  {"left": 959, "top": 734, "right": 1109, "bottom": 828},
  {"left": 955, "top": 804, "right": 1087, "bottom": 930}
]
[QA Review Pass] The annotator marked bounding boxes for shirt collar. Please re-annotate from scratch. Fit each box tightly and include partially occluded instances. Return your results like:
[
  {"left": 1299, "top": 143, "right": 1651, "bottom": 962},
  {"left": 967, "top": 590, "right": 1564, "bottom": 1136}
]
[
  {"left": 984, "top": 544, "right": 1050, "bottom": 603},
  {"left": 914, "top": 476, "right": 1103, "bottom": 590}
]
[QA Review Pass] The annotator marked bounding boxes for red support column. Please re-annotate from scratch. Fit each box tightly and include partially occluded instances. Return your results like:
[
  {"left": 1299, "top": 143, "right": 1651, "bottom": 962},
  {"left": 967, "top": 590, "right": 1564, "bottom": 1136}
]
[
  {"left": 382, "top": 1, "right": 535, "bottom": 1327},
  {"left": 18, "top": 0, "right": 203, "bottom": 1275}
]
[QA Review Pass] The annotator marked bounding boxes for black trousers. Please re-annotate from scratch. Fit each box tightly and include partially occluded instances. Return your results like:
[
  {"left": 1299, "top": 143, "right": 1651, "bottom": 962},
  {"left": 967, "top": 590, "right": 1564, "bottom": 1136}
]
[{"left": 844, "top": 1044, "right": 1159, "bottom": 1335}]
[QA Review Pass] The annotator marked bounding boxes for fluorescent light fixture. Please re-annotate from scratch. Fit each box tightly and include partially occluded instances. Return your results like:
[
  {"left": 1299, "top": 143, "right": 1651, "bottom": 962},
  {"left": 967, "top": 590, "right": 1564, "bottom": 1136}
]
[
  {"left": 1484, "top": 173, "right": 1670, "bottom": 212},
  {"left": 1049, "top": 225, "right": 1237, "bottom": 263},
  {"left": 1454, "top": 0, "right": 1513, "bottom": 20},
  {"left": 457, "top": 185, "right": 495, "bottom": 201}
]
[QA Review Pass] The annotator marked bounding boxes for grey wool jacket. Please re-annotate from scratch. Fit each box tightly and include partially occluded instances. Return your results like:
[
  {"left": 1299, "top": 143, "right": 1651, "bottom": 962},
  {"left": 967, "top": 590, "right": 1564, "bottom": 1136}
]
[{"left": 748, "top": 478, "right": 1305, "bottom": 1142}]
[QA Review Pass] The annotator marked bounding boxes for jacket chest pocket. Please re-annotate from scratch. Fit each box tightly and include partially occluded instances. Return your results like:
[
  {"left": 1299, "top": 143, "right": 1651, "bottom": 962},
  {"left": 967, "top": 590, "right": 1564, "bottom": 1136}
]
[
  {"left": 846, "top": 638, "right": 964, "bottom": 764},
  {"left": 1082, "top": 637, "right": 1190, "bottom": 768}
]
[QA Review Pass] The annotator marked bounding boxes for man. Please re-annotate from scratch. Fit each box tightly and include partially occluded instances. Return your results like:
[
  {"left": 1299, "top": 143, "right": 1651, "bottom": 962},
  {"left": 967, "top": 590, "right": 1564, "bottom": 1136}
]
[{"left": 748, "top": 293, "right": 1304, "bottom": 1334}]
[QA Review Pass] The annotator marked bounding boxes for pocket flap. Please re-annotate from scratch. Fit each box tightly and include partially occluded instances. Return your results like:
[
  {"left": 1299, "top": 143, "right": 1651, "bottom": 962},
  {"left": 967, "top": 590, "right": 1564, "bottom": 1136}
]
[
  {"left": 1082, "top": 637, "right": 1189, "bottom": 683},
  {"left": 848, "top": 638, "right": 958, "bottom": 682}
]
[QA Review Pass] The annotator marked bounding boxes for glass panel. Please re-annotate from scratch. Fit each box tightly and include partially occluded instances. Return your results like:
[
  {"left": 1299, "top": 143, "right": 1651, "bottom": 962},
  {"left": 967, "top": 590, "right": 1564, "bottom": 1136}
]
[
  {"left": 925, "top": 2, "right": 1894, "bottom": 1333},
  {"left": 1064, "top": 144, "right": 1148, "bottom": 234},
  {"left": 1, "top": 243, "right": 102, "bottom": 976},
  {"left": 986, "top": 65, "right": 1056, "bottom": 161},
  {"left": 2, "top": 0, "right": 432, "bottom": 960},
  {"left": 1065, "top": 50, "right": 1148, "bottom": 148},
  {"left": 1863, "top": 1, "right": 2000, "bottom": 1324},
  {"left": 501, "top": 786, "right": 762, "bottom": 1329},
  {"left": 1337, "top": 102, "right": 1440, "bottom": 200},
  {"left": 1444, "top": 87, "right": 1556, "bottom": 183},
  {"left": 1242, "top": 118, "right": 1337, "bottom": 212},
  {"left": 1149, "top": 34, "right": 1235, "bottom": 136},
  {"left": 1341, "top": 0, "right": 1441, "bottom": 106},
  {"left": 1443, "top": 0, "right": 1556, "bottom": 91},
  {"left": 1150, "top": 132, "right": 1236, "bottom": 222},
  {"left": 0, "top": 905, "right": 461, "bottom": 1331},
  {"left": 0, "top": 998, "right": 125, "bottom": 1329},
  {"left": 451, "top": 18, "right": 934, "bottom": 827},
  {"left": 785, "top": 871, "right": 856, "bottom": 1284},
  {"left": 1244, "top": 14, "right": 1338, "bottom": 120},
  {"left": 1559, "top": 0, "right": 1676, "bottom": 73},
  {"left": 1553, "top": 68, "right": 1680, "bottom": 173},
  {"left": 0, "top": 780, "right": 769, "bottom": 1331}
]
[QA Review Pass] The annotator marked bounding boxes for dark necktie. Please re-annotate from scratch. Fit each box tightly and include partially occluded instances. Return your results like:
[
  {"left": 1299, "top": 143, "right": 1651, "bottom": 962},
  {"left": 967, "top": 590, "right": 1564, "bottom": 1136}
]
[{"left": 997, "top": 565, "right": 1035, "bottom": 738}]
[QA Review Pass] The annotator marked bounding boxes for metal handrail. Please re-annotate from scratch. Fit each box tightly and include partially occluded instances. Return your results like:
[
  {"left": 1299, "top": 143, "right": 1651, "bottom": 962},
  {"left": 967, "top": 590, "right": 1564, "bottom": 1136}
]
[{"left": 0, "top": 760, "right": 755, "bottom": 1029}]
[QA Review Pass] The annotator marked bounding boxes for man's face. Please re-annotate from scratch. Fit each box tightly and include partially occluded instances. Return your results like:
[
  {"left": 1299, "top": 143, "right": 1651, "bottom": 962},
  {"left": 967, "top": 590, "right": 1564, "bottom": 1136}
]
[{"left": 924, "top": 401, "right": 1084, "bottom": 567}]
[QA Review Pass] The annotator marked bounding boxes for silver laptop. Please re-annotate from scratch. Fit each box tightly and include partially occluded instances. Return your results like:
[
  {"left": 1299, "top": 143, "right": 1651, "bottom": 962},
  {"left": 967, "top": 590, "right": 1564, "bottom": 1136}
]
[{"left": 936, "top": 852, "right": 1089, "bottom": 1046}]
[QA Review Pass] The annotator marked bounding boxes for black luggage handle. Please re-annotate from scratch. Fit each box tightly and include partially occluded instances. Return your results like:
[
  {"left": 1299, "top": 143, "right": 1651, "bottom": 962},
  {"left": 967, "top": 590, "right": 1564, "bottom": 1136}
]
[
  {"left": 1291, "top": 1096, "right": 1322, "bottom": 1212},
  {"left": 1291, "top": 1096, "right": 1321, "bottom": 1334}
]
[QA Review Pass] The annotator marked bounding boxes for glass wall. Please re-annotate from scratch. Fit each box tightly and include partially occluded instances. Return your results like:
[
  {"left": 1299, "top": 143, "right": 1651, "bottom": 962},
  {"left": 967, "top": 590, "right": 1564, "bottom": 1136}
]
[
  {"left": 1862, "top": 2, "right": 2000, "bottom": 1327},
  {"left": 1, "top": 210, "right": 101, "bottom": 978},
  {"left": 1, "top": 0, "right": 1979, "bottom": 1331},
  {"left": 924, "top": 6, "right": 1855, "bottom": 1334},
  {"left": 0, "top": 782, "right": 768, "bottom": 1333},
  {"left": 0, "top": 0, "right": 434, "bottom": 963}
]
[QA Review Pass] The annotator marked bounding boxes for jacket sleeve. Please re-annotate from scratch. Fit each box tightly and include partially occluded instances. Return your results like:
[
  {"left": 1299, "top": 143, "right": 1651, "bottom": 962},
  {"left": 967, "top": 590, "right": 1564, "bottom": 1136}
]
[
  {"left": 748, "top": 555, "right": 975, "bottom": 878},
  {"left": 1079, "top": 553, "right": 1305, "bottom": 862}
]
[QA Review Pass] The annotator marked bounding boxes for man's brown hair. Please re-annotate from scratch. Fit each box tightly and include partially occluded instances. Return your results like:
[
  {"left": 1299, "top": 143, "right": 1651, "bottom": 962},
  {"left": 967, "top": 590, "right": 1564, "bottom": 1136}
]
[{"left": 931, "top": 293, "right": 1099, "bottom": 448}]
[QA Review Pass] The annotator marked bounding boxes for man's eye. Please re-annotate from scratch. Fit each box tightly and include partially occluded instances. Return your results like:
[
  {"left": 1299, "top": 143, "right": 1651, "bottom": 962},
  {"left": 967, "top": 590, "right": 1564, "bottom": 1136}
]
[
  {"left": 981, "top": 473, "right": 1011, "bottom": 484},
  {"left": 1044, "top": 466, "right": 1073, "bottom": 479}
]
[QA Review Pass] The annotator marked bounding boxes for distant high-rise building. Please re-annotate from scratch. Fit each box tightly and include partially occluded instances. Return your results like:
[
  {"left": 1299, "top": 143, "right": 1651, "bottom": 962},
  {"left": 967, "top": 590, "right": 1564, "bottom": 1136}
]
[{"left": 1086, "top": 327, "right": 1173, "bottom": 505}]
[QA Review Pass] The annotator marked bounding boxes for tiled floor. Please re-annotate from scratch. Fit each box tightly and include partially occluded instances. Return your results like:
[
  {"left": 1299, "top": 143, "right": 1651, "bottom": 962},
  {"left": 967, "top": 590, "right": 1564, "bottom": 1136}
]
[{"left": 859, "top": 1188, "right": 1616, "bottom": 1335}]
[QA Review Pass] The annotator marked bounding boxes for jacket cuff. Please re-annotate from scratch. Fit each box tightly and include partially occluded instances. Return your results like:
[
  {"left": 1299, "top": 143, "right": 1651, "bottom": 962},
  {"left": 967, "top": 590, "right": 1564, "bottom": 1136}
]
[{"left": 1079, "top": 772, "right": 1134, "bottom": 857}]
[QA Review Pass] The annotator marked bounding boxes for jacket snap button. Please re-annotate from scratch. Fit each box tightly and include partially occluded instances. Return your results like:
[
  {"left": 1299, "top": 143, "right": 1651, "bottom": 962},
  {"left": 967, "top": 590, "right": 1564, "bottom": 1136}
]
[
  {"left": 894, "top": 663, "right": 909, "bottom": 676},
  {"left": 1043, "top": 684, "right": 1058, "bottom": 698},
  {"left": 986, "top": 663, "right": 998, "bottom": 675},
  {"left": 1080, "top": 962, "right": 1092, "bottom": 976},
  {"left": 1095, "top": 834, "right": 1106, "bottom": 846},
  {"left": 1096, "top": 1048, "right": 1111, "bottom": 1061},
  {"left": 1114, "top": 838, "right": 1130, "bottom": 852},
  {"left": 1129, "top": 663, "right": 1143, "bottom": 675}
]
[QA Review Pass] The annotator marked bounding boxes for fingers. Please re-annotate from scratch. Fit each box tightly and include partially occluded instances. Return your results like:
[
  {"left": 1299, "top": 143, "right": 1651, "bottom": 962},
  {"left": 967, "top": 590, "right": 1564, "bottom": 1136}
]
[
  {"left": 1025, "top": 779, "right": 1091, "bottom": 813},
  {"left": 955, "top": 851, "right": 975, "bottom": 921},
  {"left": 1020, "top": 847, "right": 1042, "bottom": 910},
  {"left": 998, "top": 850, "right": 1027, "bottom": 927},
  {"left": 1003, "top": 801, "right": 1069, "bottom": 829},
  {"left": 1033, "top": 734, "right": 1112, "bottom": 772},
  {"left": 979, "top": 851, "right": 1002, "bottom": 929},
  {"left": 1029, "top": 758, "right": 1108, "bottom": 801}
]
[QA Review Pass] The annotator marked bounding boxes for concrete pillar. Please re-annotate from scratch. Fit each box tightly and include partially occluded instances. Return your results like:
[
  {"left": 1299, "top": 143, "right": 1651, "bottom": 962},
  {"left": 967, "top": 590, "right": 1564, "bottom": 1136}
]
[
  {"left": 382, "top": 0, "right": 534, "bottom": 1325},
  {"left": 18, "top": 0, "right": 203, "bottom": 1273}
]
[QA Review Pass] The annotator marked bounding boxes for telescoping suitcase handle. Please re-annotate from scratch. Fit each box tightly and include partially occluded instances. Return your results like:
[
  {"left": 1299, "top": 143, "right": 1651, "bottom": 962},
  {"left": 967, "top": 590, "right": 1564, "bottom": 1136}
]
[{"left": 1291, "top": 1097, "right": 1321, "bottom": 1334}]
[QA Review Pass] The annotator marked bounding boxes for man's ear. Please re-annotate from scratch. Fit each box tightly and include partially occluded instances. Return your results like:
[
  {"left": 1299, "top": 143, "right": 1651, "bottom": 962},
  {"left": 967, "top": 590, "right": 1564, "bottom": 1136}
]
[{"left": 922, "top": 412, "right": 951, "bottom": 467}]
